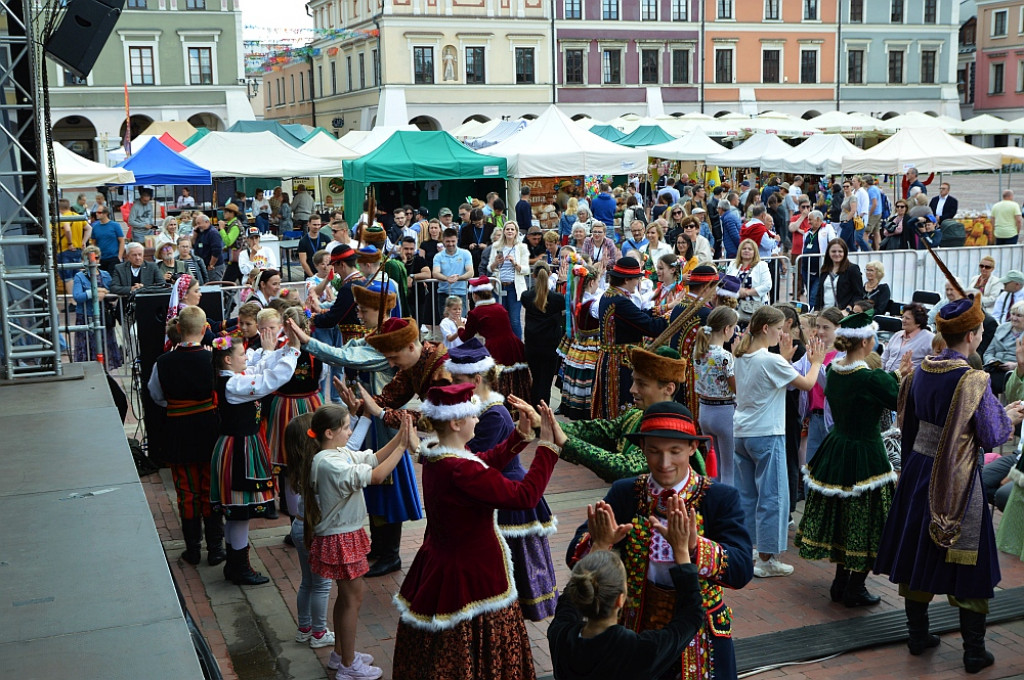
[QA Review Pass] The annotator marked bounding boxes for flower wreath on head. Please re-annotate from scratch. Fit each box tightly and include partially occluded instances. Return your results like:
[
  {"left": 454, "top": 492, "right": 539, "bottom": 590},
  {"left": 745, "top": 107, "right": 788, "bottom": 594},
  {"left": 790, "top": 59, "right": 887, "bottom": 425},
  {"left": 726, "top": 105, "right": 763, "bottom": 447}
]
[{"left": 211, "top": 336, "right": 232, "bottom": 351}]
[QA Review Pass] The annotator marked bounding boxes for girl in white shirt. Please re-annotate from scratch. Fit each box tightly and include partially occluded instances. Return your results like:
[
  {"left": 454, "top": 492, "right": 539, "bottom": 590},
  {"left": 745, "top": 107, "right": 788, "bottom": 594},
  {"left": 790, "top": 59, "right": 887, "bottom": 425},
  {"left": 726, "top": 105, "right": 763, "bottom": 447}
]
[
  {"left": 301, "top": 403, "right": 415, "bottom": 680},
  {"left": 440, "top": 295, "right": 466, "bottom": 349}
]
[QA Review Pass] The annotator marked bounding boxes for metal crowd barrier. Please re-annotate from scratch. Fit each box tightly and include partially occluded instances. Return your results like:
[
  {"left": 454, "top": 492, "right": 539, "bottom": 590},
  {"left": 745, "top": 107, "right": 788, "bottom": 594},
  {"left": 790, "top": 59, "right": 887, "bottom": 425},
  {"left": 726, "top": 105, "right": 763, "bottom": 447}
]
[{"left": 710, "top": 254, "right": 793, "bottom": 304}]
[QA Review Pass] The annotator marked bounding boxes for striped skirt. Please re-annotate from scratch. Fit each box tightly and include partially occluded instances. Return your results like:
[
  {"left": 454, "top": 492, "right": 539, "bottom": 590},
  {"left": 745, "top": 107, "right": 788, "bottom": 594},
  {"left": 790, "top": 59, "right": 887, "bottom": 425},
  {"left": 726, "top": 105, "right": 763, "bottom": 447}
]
[
  {"left": 210, "top": 433, "right": 276, "bottom": 520},
  {"left": 265, "top": 392, "right": 323, "bottom": 470},
  {"left": 560, "top": 336, "right": 600, "bottom": 420}
]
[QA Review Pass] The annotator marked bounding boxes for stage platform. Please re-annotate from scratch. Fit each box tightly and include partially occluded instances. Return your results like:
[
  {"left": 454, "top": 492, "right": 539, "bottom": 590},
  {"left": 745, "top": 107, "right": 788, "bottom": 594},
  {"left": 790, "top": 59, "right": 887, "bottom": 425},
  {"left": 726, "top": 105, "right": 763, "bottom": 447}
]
[{"left": 0, "top": 362, "right": 204, "bottom": 680}]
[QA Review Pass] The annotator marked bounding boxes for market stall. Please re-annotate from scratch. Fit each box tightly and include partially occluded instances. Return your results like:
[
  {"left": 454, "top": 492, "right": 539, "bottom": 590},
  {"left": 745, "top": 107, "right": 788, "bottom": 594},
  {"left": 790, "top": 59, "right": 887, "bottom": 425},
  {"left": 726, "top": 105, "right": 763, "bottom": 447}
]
[
  {"left": 760, "top": 133, "right": 859, "bottom": 175},
  {"left": 52, "top": 142, "right": 135, "bottom": 187},
  {"left": 706, "top": 132, "right": 796, "bottom": 169}
]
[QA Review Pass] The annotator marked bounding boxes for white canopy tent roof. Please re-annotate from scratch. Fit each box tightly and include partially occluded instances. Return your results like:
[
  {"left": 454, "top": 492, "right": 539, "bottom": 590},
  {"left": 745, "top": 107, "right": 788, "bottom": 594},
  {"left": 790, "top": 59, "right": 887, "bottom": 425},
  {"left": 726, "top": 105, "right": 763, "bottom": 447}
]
[
  {"left": 345, "top": 125, "right": 419, "bottom": 154},
  {"left": 181, "top": 131, "right": 341, "bottom": 177},
  {"left": 572, "top": 116, "right": 600, "bottom": 130},
  {"left": 644, "top": 127, "right": 728, "bottom": 161},
  {"left": 299, "top": 131, "right": 362, "bottom": 161},
  {"left": 741, "top": 112, "right": 821, "bottom": 139},
  {"left": 760, "top": 133, "right": 860, "bottom": 175},
  {"left": 957, "top": 114, "right": 1024, "bottom": 137},
  {"left": 876, "top": 111, "right": 962, "bottom": 136},
  {"left": 479, "top": 106, "right": 647, "bottom": 177},
  {"left": 450, "top": 118, "right": 504, "bottom": 139},
  {"left": 807, "top": 111, "right": 885, "bottom": 136},
  {"left": 655, "top": 114, "right": 747, "bottom": 139},
  {"left": 841, "top": 127, "right": 1006, "bottom": 173},
  {"left": 106, "top": 135, "right": 160, "bottom": 164},
  {"left": 706, "top": 132, "right": 795, "bottom": 168},
  {"left": 53, "top": 143, "right": 135, "bottom": 186},
  {"left": 604, "top": 113, "right": 660, "bottom": 133}
]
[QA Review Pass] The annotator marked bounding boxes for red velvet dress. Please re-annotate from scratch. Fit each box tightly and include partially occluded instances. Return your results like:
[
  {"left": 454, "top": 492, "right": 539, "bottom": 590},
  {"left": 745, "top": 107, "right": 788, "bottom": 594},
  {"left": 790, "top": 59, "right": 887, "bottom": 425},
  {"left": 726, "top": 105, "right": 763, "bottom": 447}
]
[{"left": 458, "top": 299, "right": 532, "bottom": 403}]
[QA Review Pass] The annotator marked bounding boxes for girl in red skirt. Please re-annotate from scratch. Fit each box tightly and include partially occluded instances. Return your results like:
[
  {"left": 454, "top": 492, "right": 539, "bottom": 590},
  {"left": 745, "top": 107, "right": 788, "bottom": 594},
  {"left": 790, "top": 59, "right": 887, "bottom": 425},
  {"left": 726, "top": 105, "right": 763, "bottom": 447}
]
[{"left": 300, "top": 403, "right": 416, "bottom": 680}]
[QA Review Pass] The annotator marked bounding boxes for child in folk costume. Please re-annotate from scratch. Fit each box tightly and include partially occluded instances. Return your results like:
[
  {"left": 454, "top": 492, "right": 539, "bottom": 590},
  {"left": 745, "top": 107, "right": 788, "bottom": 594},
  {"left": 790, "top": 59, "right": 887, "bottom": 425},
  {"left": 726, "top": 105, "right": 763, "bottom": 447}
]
[
  {"left": 559, "top": 264, "right": 602, "bottom": 420},
  {"left": 446, "top": 338, "right": 560, "bottom": 620},
  {"left": 265, "top": 306, "right": 328, "bottom": 518},
  {"left": 147, "top": 305, "right": 224, "bottom": 567},
  {"left": 302, "top": 403, "right": 416, "bottom": 680},
  {"left": 392, "top": 384, "right": 566, "bottom": 680},
  {"left": 209, "top": 328, "right": 300, "bottom": 585}
]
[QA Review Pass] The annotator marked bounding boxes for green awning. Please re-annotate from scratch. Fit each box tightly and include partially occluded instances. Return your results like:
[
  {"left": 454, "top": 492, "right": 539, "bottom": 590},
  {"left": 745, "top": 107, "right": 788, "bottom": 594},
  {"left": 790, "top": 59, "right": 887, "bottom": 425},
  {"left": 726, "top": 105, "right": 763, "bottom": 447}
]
[{"left": 617, "top": 125, "right": 675, "bottom": 148}]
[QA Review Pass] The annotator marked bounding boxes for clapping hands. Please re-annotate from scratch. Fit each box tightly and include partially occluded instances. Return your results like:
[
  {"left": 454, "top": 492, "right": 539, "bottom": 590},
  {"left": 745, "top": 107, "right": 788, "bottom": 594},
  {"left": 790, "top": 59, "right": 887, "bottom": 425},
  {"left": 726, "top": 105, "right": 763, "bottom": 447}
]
[
  {"left": 648, "top": 495, "right": 697, "bottom": 562},
  {"left": 587, "top": 501, "right": 631, "bottom": 552}
]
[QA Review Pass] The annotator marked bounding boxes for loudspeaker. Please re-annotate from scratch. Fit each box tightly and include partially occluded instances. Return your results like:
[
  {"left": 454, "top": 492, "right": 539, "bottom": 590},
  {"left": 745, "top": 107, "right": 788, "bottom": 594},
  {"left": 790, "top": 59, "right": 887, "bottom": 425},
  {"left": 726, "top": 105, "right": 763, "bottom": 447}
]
[{"left": 44, "top": 0, "right": 126, "bottom": 79}]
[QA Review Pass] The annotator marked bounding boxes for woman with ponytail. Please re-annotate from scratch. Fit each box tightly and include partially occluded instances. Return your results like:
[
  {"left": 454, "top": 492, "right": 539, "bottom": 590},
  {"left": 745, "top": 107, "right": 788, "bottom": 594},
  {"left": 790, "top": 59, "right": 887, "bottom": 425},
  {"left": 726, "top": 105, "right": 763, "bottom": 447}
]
[
  {"left": 651, "top": 253, "right": 688, "bottom": 317},
  {"left": 522, "top": 262, "right": 567, "bottom": 406},
  {"left": 559, "top": 264, "right": 602, "bottom": 420},
  {"left": 693, "top": 306, "right": 739, "bottom": 485}
]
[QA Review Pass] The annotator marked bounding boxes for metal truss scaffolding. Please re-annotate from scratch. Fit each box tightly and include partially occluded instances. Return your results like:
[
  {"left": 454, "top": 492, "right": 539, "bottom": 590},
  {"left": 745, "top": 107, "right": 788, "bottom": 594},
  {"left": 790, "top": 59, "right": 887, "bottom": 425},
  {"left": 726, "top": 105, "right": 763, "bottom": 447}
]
[{"left": 0, "top": 0, "right": 61, "bottom": 379}]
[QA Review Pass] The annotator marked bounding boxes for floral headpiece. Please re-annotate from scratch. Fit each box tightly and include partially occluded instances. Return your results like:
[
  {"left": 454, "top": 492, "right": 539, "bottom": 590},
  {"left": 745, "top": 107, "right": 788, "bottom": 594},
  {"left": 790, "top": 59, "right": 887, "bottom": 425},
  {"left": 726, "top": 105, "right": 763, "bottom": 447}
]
[{"left": 212, "top": 336, "right": 233, "bottom": 351}]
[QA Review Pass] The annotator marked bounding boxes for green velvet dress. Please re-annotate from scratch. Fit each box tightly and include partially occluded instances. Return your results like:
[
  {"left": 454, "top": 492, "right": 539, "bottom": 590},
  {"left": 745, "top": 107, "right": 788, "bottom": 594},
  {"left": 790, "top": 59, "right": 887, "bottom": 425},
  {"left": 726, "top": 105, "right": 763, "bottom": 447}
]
[{"left": 795, "top": 361, "right": 900, "bottom": 573}]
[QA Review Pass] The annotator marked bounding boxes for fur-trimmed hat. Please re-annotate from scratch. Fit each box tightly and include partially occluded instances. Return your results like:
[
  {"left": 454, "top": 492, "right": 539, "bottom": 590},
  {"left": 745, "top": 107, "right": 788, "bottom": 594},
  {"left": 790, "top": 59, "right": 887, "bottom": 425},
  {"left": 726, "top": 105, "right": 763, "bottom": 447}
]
[
  {"left": 362, "top": 223, "right": 387, "bottom": 246},
  {"left": 352, "top": 281, "right": 397, "bottom": 313},
  {"left": 421, "top": 383, "right": 480, "bottom": 421},
  {"left": 444, "top": 338, "right": 494, "bottom": 375},
  {"left": 935, "top": 296, "right": 985, "bottom": 335},
  {"left": 835, "top": 310, "right": 878, "bottom": 339},
  {"left": 365, "top": 317, "right": 419, "bottom": 353},
  {"left": 717, "top": 274, "right": 741, "bottom": 299},
  {"left": 468, "top": 276, "right": 494, "bottom": 294},
  {"left": 356, "top": 245, "right": 382, "bottom": 263},
  {"left": 629, "top": 345, "right": 688, "bottom": 385}
]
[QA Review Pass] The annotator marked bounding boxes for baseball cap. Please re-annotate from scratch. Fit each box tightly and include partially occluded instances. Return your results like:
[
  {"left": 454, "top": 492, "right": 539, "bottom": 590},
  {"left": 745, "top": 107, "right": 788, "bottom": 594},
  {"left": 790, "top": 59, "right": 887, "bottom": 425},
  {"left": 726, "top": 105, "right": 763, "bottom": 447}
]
[
  {"left": 740, "top": 180, "right": 751, "bottom": 187},
  {"left": 439, "top": 207, "right": 453, "bottom": 217},
  {"left": 246, "top": 226, "right": 260, "bottom": 238}
]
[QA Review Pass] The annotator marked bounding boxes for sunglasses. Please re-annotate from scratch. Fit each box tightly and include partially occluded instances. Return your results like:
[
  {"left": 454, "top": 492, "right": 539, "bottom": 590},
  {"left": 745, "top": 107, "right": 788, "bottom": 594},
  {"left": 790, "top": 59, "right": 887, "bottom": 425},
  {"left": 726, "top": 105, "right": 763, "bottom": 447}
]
[
  {"left": 842, "top": 184, "right": 850, "bottom": 188},
  {"left": 672, "top": 210, "right": 683, "bottom": 215},
  {"left": 896, "top": 205, "right": 907, "bottom": 209},
  {"left": 979, "top": 263, "right": 993, "bottom": 269}
]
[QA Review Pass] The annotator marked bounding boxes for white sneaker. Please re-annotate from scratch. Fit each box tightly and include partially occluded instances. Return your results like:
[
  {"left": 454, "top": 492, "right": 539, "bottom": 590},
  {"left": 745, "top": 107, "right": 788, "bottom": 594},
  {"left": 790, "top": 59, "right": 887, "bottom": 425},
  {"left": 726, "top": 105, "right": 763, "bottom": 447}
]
[
  {"left": 328, "top": 651, "right": 375, "bottom": 671},
  {"left": 335, "top": 657, "right": 383, "bottom": 680},
  {"left": 754, "top": 556, "right": 795, "bottom": 578},
  {"left": 309, "top": 630, "right": 335, "bottom": 649},
  {"left": 295, "top": 628, "right": 313, "bottom": 643}
]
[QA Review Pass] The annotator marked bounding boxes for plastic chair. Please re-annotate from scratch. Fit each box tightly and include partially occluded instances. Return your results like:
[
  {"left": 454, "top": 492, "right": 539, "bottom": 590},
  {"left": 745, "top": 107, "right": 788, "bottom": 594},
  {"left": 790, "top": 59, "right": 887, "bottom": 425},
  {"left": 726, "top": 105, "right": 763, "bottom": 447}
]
[
  {"left": 911, "top": 290, "right": 941, "bottom": 307},
  {"left": 875, "top": 315, "right": 903, "bottom": 334}
]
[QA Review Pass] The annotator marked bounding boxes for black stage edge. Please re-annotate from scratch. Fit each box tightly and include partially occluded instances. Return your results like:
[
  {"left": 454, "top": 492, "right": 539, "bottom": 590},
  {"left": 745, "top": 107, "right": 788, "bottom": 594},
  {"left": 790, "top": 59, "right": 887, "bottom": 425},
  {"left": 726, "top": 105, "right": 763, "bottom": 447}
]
[{"left": 0, "top": 362, "right": 206, "bottom": 679}]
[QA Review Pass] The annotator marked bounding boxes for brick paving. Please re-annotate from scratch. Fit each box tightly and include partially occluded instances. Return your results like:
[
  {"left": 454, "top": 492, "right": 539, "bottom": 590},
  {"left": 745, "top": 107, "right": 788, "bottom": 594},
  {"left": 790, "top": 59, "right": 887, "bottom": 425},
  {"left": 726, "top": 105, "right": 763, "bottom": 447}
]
[{"left": 142, "top": 434, "right": 1024, "bottom": 680}]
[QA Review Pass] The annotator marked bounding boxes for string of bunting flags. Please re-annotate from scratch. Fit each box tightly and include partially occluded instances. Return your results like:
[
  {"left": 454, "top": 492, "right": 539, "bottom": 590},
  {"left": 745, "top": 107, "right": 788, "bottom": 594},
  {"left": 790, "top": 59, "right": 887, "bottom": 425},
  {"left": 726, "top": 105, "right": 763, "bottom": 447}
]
[{"left": 244, "top": 26, "right": 379, "bottom": 70}]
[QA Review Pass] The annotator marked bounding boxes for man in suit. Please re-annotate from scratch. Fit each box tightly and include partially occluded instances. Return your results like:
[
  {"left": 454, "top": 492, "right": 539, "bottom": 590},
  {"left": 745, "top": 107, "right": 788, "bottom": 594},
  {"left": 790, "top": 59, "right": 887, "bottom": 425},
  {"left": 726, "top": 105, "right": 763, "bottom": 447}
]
[
  {"left": 929, "top": 182, "right": 959, "bottom": 224},
  {"left": 109, "top": 242, "right": 162, "bottom": 296}
]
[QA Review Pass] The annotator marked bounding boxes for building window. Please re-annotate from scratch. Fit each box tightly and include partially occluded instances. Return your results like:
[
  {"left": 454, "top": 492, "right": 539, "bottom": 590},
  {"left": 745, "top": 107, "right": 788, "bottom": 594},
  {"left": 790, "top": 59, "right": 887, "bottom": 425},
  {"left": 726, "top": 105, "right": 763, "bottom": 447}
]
[
  {"left": 372, "top": 49, "right": 380, "bottom": 86},
  {"left": 564, "top": 0, "right": 581, "bottom": 19},
  {"left": 602, "top": 49, "right": 621, "bottom": 84},
  {"left": 186, "top": 0, "right": 205, "bottom": 8},
  {"left": 890, "top": 0, "right": 903, "bottom": 23},
  {"left": 300, "top": 75, "right": 305, "bottom": 101},
  {"left": 565, "top": 49, "right": 584, "bottom": 84},
  {"left": 290, "top": 74, "right": 296, "bottom": 102},
  {"left": 466, "top": 47, "right": 485, "bottom": 84},
  {"left": 924, "top": 0, "right": 936, "bottom": 23},
  {"left": 803, "top": 0, "right": 817, "bottom": 20},
  {"left": 888, "top": 50, "right": 904, "bottom": 84},
  {"left": 187, "top": 46, "right": 213, "bottom": 85},
  {"left": 641, "top": 0, "right": 657, "bottom": 20},
  {"left": 920, "top": 50, "right": 936, "bottom": 84},
  {"left": 126, "top": 0, "right": 146, "bottom": 8},
  {"left": 848, "top": 49, "right": 864, "bottom": 84},
  {"left": 764, "top": 0, "right": 780, "bottom": 21},
  {"left": 991, "top": 62, "right": 1004, "bottom": 94},
  {"left": 993, "top": 9, "right": 1008, "bottom": 37},
  {"left": 63, "top": 69, "right": 87, "bottom": 86},
  {"left": 330, "top": 61, "right": 337, "bottom": 93},
  {"left": 717, "top": 0, "right": 733, "bottom": 19},
  {"left": 641, "top": 49, "right": 659, "bottom": 84},
  {"left": 800, "top": 49, "right": 817, "bottom": 84},
  {"left": 715, "top": 48, "right": 732, "bottom": 83},
  {"left": 762, "top": 49, "right": 780, "bottom": 83},
  {"left": 1017, "top": 59, "right": 1024, "bottom": 92},
  {"left": 128, "top": 46, "right": 154, "bottom": 85},
  {"left": 515, "top": 47, "right": 535, "bottom": 84},
  {"left": 413, "top": 46, "right": 434, "bottom": 84},
  {"left": 672, "top": 49, "right": 689, "bottom": 84},
  {"left": 671, "top": 0, "right": 687, "bottom": 21},
  {"left": 850, "top": 0, "right": 863, "bottom": 22},
  {"left": 359, "top": 53, "right": 365, "bottom": 89},
  {"left": 602, "top": 0, "right": 618, "bottom": 20},
  {"left": 346, "top": 56, "right": 352, "bottom": 91},
  {"left": 318, "top": 65, "right": 323, "bottom": 96}
]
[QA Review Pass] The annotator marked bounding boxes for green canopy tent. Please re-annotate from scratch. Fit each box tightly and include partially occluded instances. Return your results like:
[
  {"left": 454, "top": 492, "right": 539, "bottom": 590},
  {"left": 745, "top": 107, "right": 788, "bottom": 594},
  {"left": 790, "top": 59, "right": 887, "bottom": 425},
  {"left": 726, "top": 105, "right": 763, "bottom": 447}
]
[
  {"left": 225, "top": 120, "right": 306, "bottom": 147},
  {"left": 588, "top": 125, "right": 627, "bottom": 143},
  {"left": 302, "top": 126, "right": 338, "bottom": 142},
  {"left": 183, "top": 127, "right": 210, "bottom": 146},
  {"left": 342, "top": 131, "right": 507, "bottom": 222},
  {"left": 617, "top": 125, "right": 675, "bottom": 148}
]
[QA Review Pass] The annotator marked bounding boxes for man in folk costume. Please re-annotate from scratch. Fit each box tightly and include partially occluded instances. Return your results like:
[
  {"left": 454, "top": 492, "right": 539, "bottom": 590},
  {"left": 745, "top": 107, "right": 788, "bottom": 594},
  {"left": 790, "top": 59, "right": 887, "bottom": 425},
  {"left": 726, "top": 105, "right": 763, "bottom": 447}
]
[
  {"left": 342, "top": 316, "right": 451, "bottom": 577},
  {"left": 592, "top": 256, "right": 669, "bottom": 419},
  {"left": 567, "top": 401, "right": 753, "bottom": 680},
  {"left": 359, "top": 223, "right": 408, "bottom": 313},
  {"left": 666, "top": 264, "right": 721, "bottom": 420},
  {"left": 562, "top": 346, "right": 706, "bottom": 483},
  {"left": 288, "top": 280, "right": 425, "bottom": 578},
  {"left": 310, "top": 244, "right": 366, "bottom": 344},
  {"left": 874, "top": 247, "right": 1024, "bottom": 674}
]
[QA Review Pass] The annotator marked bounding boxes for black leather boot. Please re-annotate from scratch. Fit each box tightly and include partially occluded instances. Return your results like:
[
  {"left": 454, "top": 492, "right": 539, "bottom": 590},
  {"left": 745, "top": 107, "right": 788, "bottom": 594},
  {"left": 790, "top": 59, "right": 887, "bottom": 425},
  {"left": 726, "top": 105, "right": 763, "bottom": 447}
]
[
  {"left": 224, "top": 544, "right": 270, "bottom": 586},
  {"left": 180, "top": 518, "right": 202, "bottom": 566},
  {"left": 960, "top": 608, "right": 995, "bottom": 673},
  {"left": 204, "top": 514, "right": 226, "bottom": 566},
  {"left": 843, "top": 570, "right": 881, "bottom": 608},
  {"left": 905, "top": 599, "right": 940, "bottom": 655},
  {"left": 829, "top": 563, "right": 849, "bottom": 603},
  {"left": 365, "top": 522, "right": 402, "bottom": 577}
]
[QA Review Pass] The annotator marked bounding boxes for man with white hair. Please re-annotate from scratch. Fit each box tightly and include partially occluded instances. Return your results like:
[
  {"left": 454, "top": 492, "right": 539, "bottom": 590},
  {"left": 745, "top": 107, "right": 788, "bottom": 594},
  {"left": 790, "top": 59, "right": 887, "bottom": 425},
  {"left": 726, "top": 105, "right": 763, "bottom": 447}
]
[
  {"left": 110, "top": 242, "right": 161, "bottom": 295},
  {"left": 992, "top": 190, "right": 1023, "bottom": 246}
]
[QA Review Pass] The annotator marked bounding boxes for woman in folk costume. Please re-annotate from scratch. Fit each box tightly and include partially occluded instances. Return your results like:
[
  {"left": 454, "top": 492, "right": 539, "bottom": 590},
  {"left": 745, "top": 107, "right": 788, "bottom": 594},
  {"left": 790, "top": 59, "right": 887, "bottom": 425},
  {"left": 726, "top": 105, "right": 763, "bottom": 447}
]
[
  {"left": 794, "top": 311, "right": 904, "bottom": 608},
  {"left": 446, "top": 338, "right": 560, "bottom": 621},
  {"left": 567, "top": 401, "right": 753, "bottom": 680},
  {"left": 392, "top": 383, "right": 566, "bottom": 680},
  {"left": 357, "top": 223, "right": 408, "bottom": 313},
  {"left": 874, "top": 244, "right": 1024, "bottom": 674},
  {"left": 592, "top": 257, "right": 669, "bottom": 420},
  {"left": 458, "top": 275, "right": 533, "bottom": 405},
  {"left": 559, "top": 263, "right": 602, "bottom": 420}
]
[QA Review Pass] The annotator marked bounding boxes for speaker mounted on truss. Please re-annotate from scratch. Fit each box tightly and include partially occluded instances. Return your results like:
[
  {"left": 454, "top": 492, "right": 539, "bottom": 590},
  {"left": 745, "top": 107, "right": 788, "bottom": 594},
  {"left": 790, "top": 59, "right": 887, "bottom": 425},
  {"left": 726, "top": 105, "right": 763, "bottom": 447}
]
[{"left": 44, "top": 0, "right": 127, "bottom": 80}]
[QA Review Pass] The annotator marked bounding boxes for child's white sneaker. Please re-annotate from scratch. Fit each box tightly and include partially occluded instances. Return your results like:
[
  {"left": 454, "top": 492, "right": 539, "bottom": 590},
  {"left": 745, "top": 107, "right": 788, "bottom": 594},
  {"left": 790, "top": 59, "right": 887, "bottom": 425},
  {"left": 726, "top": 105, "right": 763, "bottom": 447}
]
[
  {"left": 328, "top": 651, "right": 375, "bottom": 671},
  {"left": 309, "top": 630, "right": 335, "bottom": 649},
  {"left": 334, "top": 657, "right": 383, "bottom": 680}
]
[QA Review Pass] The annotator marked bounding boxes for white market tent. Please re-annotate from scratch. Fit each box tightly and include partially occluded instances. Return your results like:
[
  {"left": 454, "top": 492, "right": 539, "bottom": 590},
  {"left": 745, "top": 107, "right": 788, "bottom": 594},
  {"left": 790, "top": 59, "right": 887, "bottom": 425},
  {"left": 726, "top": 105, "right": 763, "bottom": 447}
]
[
  {"left": 346, "top": 125, "right": 419, "bottom": 155},
  {"left": 450, "top": 118, "right": 503, "bottom": 139},
  {"left": 706, "top": 132, "right": 795, "bottom": 168},
  {"left": 604, "top": 113, "right": 659, "bottom": 133},
  {"left": 957, "top": 114, "right": 1024, "bottom": 137},
  {"left": 807, "top": 111, "right": 884, "bottom": 136},
  {"left": 645, "top": 127, "right": 728, "bottom": 161},
  {"left": 299, "top": 130, "right": 362, "bottom": 161},
  {"left": 656, "top": 114, "right": 748, "bottom": 139},
  {"left": 479, "top": 105, "right": 648, "bottom": 177},
  {"left": 760, "top": 133, "right": 860, "bottom": 175},
  {"left": 876, "top": 111, "right": 962, "bottom": 136},
  {"left": 742, "top": 112, "right": 821, "bottom": 139},
  {"left": 181, "top": 131, "right": 342, "bottom": 177},
  {"left": 53, "top": 142, "right": 135, "bottom": 186},
  {"left": 572, "top": 116, "right": 600, "bottom": 130},
  {"left": 841, "top": 127, "right": 1007, "bottom": 173},
  {"left": 106, "top": 134, "right": 161, "bottom": 164}
]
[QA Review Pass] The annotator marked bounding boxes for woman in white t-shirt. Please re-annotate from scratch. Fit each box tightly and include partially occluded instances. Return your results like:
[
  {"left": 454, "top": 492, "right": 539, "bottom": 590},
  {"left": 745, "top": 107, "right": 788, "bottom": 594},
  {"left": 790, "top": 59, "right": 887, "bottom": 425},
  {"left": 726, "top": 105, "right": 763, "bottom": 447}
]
[{"left": 733, "top": 305, "right": 825, "bottom": 580}]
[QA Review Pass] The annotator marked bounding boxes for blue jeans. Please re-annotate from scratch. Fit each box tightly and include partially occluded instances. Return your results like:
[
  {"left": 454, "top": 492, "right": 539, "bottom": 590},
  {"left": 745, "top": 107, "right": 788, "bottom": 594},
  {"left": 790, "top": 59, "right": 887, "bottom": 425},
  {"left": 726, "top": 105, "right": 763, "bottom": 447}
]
[
  {"left": 807, "top": 274, "right": 820, "bottom": 310},
  {"left": 734, "top": 434, "right": 790, "bottom": 555},
  {"left": 500, "top": 284, "right": 523, "bottom": 339},
  {"left": 291, "top": 520, "right": 332, "bottom": 632},
  {"left": 853, "top": 226, "right": 871, "bottom": 252},
  {"left": 805, "top": 412, "right": 830, "bottom": 464}
]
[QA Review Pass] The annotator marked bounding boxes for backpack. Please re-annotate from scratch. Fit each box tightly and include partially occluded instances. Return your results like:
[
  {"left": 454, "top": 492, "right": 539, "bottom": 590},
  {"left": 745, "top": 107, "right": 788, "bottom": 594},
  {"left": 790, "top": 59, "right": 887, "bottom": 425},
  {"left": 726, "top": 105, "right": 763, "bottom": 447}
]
[{"left": 880, "top": 192, "right": 892, "bottom": 221}]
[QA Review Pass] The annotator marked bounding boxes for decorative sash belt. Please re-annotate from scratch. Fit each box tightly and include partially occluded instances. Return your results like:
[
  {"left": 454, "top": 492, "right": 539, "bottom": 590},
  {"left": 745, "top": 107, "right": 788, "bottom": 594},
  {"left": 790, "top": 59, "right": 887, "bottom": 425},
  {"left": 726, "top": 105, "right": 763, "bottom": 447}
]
[{"left": 167, "top": 397, "right": 216, "bottom": 417}]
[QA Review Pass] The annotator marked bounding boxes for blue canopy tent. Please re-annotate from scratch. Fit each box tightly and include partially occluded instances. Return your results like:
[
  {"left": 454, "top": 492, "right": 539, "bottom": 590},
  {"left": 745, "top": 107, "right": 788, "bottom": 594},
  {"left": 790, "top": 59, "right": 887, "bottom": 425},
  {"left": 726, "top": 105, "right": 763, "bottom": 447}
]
[{"left": 114, "top": 138, "right": 212, "bottom": 185}]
